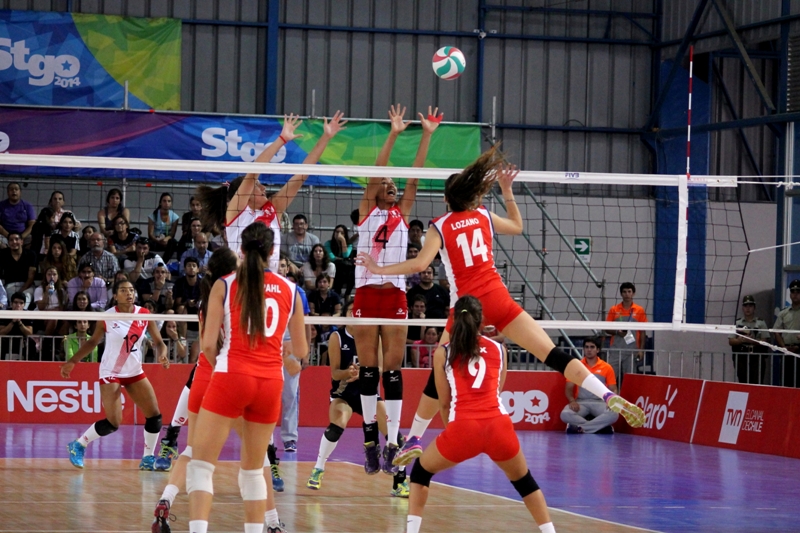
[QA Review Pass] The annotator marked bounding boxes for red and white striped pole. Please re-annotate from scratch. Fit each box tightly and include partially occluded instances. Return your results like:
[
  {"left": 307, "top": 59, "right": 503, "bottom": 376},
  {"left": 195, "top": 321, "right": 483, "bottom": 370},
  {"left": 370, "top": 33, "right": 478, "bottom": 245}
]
[{"left": 673, "top": 45, "right": 693, "bottom": 326}]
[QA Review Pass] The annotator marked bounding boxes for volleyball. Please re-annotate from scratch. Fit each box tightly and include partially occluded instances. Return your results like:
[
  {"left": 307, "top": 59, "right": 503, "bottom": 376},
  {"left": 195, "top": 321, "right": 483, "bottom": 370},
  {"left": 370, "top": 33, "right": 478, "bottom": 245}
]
[{"left": 432, "top": 46, "right": 466, "bottom": 80}]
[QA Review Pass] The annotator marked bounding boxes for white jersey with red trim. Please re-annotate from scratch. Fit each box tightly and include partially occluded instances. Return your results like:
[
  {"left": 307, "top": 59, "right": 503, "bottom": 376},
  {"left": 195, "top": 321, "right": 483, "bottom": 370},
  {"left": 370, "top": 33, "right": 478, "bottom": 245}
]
[
  {"left": 216, "top": 270, "right": 297, "bottom": 379},
  {"left": 98, "top": 306, "right": 150, "bottom": 380},
  {"left": 226, "top": 201, "right": 281, "bottom": 271},
  {"left": 355, "top": 205, "right": 407, "bottom": 290},
  {"left": 431, "top": 206, "right": 506, "bottom": 306}
]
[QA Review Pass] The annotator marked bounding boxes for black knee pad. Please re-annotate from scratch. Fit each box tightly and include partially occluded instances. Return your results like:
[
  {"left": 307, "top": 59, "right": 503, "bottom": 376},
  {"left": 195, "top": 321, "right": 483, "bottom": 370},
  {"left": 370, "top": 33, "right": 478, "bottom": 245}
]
[
  {"left": 545, "top": 347, "right": 578, "bottom": 374},
  {"left": 94, "top": 418, "right": 119, "bottom": 436},
  {"left": 382, "top": 370, "right": 403, "bottom": 401},
  {"left": 144, "top": 414, "right": 163, "bottom": 434},
  {"left": 359, "top": 366, "right": 380, "bottom": 396},
  {"left": 324, "top": 423, "right": 345, "bottom": 443},
  {"left": 423, "top": 370, "right": 438, "bottom": 400},
  {"left": 410, "top": 458, "right": 434, "bottom": 487},
  {"left": 511, "top": 470, "right": 540, "bottom": 498}
]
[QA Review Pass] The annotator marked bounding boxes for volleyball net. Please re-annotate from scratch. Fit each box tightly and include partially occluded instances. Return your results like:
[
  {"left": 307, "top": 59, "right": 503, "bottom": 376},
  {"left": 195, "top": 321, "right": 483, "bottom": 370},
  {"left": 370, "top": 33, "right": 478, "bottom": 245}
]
[{"left": 0, "top": 151, "right": 794, "bottom": 385}]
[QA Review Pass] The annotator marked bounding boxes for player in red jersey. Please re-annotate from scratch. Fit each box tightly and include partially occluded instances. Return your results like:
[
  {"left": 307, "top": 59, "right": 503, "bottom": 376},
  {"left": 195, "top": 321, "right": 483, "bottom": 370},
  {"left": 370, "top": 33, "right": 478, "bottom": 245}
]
[
  {"left": 186, "top": 222, "right": 306, "bottom": 533},
  {"left": 404, "top": 295, "right": 555, "bottom": 533},
  {"left": 352, "top": 103, "right": 442, "bottom": 474},
  {"left": 358, "top": 148, "right": 645, "bottom": 455}
]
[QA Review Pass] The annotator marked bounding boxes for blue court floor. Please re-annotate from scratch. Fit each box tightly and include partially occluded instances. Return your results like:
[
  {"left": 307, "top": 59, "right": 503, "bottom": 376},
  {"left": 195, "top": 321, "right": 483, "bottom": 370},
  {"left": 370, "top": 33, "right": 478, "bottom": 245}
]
[{"left": 2, "top": 423, "right": 799, "bottom": 533}]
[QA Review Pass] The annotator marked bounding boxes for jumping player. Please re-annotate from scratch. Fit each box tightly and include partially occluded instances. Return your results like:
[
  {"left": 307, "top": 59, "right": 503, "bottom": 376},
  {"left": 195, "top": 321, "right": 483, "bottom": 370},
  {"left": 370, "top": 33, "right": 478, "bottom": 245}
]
[
  {"left": 61, "top": 280, "right": 169, "bottom": 470},
  {"left": 306, "top": 300, "right": 409, "bottom": 497},
  {"left": 405, "top": 295, "right": 556, "bottom": 533},
  {"left": 352, "top": 103, "right": 441, "bottom": 473},
  {"left": 195, "top": 112, "right": 346, "bottom": 270},
  {"left": 358, "top": 148, "right": 645, "bottom": 463},
  {"left": 186, "top": 222, "right": 306, "bottom": 533}
]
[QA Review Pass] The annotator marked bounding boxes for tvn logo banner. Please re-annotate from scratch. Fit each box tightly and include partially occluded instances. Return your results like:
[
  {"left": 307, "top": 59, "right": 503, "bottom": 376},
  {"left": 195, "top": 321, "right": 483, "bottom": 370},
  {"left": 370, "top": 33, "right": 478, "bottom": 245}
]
[{"left": 718, "top": 391, "right": 749, "bottom": 444}]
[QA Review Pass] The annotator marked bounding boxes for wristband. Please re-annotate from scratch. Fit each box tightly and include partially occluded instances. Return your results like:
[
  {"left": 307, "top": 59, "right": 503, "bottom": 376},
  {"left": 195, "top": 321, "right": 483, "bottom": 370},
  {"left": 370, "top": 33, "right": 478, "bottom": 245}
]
[
  {"left": 279, "top": 134, "right": 289, "bottom": 144},
  {"left": 427, "top": 114, "right": 443, "bottom": 124}
]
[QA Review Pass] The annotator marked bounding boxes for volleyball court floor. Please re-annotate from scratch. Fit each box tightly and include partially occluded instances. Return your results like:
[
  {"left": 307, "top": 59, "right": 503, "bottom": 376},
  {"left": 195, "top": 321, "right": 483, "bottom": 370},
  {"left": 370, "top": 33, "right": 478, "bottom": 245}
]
[{"left": 1, "top": 423, "right": 798, "bottom": 532}]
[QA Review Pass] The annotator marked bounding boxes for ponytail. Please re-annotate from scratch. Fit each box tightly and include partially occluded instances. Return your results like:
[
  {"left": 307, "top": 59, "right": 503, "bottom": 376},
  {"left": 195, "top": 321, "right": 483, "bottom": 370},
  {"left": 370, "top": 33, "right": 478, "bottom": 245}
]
[
  {"left": 447, "top": 295, "right": 483, "bottom": 370},
  {"left": 236, "top": 221, "right": 274, "bottom": 348},
  {"left": 444, "top": 146, "right": 505, "bottom": 212},
  {"left": 195, "top": 175, "right": 245, "bottom": 233}
]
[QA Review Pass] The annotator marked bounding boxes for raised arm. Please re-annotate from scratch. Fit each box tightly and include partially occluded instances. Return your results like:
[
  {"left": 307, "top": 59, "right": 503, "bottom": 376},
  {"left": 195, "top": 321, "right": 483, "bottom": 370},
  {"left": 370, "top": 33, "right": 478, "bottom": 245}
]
[
  {"left": 359, "top": 104, "right": 409, "bottom": 218},
  {"left": 488, "top": 164, "right": 523, "bottom": 235},
  {"left": 398, "top": 107, "right": 443, "bottom": 219},
  {"left": 357, "top": 226, "right": 441, "bottom": 276},
  {"left": 272, "top": 111, "right": 347, "bottom": 215}
]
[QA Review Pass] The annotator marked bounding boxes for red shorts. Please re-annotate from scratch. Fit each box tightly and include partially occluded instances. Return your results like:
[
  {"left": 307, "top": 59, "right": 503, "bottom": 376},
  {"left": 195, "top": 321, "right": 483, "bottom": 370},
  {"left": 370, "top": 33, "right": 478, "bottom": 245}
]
[
  {"left": 188, "top": 377, "right": 210, "bottom": 415},
  {"left": 436, "top": 416, "right": 520, "bottom": 463},
  {"left": 353, "top": 286, "right": 407, "bottom": 319},
  {"left": 201, "top": 372, "right": 283, "bottom": 424},
  {"left": 445, "top": 288, "right": 524, "bottom": 333},
  {"left": 99, "top": 372, "right": 146, "bottom": 386}
]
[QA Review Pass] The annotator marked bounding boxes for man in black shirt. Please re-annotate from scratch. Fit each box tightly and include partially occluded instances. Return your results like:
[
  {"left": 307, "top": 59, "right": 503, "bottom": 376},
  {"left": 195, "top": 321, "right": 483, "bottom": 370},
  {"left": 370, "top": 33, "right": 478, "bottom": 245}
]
[
  {"left": 0, "top": 292, "right": 33, "bottom": 359},
  {"left": 0, "top": 232, "right": 37, "bottom": 308},
  {"left": 405, "top": 264, "right": 450, "bottom": 319},
  {"left": 174, "top": 257, "right": 201, "bottom": 362}
]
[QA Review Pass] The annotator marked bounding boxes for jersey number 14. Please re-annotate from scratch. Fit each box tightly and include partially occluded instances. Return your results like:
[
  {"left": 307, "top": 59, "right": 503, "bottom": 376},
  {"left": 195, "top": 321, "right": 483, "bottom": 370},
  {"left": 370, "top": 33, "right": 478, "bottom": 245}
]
[{"left": 455, "top": 228, "right": 489, "bottom": 267}]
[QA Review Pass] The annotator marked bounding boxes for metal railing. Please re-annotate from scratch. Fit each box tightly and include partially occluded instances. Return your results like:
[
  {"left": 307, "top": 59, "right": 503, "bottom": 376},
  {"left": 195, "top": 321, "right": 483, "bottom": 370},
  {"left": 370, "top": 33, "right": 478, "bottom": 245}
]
[{"left": 0, "top": 335, "right": 189, "bottom": 363}]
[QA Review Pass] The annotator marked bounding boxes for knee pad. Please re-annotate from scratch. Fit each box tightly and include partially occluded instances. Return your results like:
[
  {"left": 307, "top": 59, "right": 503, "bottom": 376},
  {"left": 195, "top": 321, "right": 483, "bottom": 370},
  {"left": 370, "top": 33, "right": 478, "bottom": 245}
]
[
  {"left": 94, "top": 418, "right": 118, "bottom": 436},
  {"left": 144, "top": 414, "right": 163, "bottom": 434},
  {"left": 324, "top": 423, "right": 345, "bottom": 443},
  {"left": 238, "top": 468, "right": 267, "bottom": 501},
  {"left": 511, "top": 470, "right": 540, "bottom": 498},
  {"left": 410, "top": 458, "right": 434, "bottom": 487},
  {"left": 544, "top": 347, "right": 578, "bottom": 374},
  {"left": 186, "top": 460, "right": 215, "bottom": 495},
  {"left": 359, "top": 366, "right": 380, "bottom": 396},
  {"left": 422, "top": 370, "right": 438, "bottom": 400},
  {"left": 382, "top": 370, "right": 403, "bottom": 401},
  {"left": 181, "top": 445, "right": 192, "bottom": 459}
]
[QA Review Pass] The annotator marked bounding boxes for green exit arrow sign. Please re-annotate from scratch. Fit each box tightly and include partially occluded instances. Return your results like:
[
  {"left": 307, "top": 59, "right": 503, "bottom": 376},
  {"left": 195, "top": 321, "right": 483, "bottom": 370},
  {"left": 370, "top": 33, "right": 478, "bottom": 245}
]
[{"left": 573, "top": 237, "right": 591, "bottom": 256}]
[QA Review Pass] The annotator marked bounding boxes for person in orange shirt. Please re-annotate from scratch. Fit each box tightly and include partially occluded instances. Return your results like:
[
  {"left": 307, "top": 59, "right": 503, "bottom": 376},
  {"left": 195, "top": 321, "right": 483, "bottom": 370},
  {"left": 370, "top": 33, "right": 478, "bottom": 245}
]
[
  {"left": 605, "top": 282, "right": 647, "bottom": 383},
  {"left": 560, "top": 337, "right": 619, "bottom": 434}
]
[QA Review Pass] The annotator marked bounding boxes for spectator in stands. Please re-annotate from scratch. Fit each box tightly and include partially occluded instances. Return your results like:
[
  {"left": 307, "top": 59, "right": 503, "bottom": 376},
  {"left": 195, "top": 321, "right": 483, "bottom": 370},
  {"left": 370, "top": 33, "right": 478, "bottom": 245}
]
[
  {"left": 64, "top": 319, "right": 97, "bottom": 363},
  {"left": 308, "top": 273, "right": 342, "bottom": 317},
  {"left": 41, "top": 237, "right": 77, "bottom": 285},
  {"left": 405, "top": 264, "right": 450, "bottom": 319},
  {"left": 139, "top": 262, "right": 174, "bottom": 313},
  {"left": 560, "top": 337, "right": 619, "bottom": 434},
  {"left": 147, "top": 192, "right": 180, "bottom": 262},
  {"left": 180, "top": 196, "right": 203, "bottom": 237},
  {"left": 97, "top": 188, "right": 131, "bottom": 239},
  {"left": 0, "top": 279, "right": 7, "bottom": 309},
  {"left": 71, "top": 290, "right": 94, "bottom": 315},
  {"left": 728, "top": 295, "right": 770, "bottom": 385},
  {"left": 54, "top": 213, "right": 81, "bottom": 257},
  {"left": 48, "top": 190, "right": 81, "bottom": 229},
  {"left": 0, "top": 232, "right": 37, "bottom": 307},
  {"left": 0, "top": 292, "right": 33, "bottom": 359},
  {"left": 78, "top": 232, "right": 118, "bottom": 284},
  {"left": 108, "top": 215, "right": 138, "bottom": 256},
  {"left": 0, "top": 182, "right": 35, "bottom": 247},
  {"left": 605, "top": 281, "right": 647, "bottom": 384},
  {"left": 283, "top": 213, "right": 319, "bottom": 266},
  {"left": 174, "top": 257, "right": 200, "bottom": 362},
  {"left": 411, "top": 326, "right": 439, "bottom": 368},
  {"left": 324, "top": 224, "right": 355, "bottom": 299},
  {"left": 178, "top": 230, "right": 211, "bottom": 276},
  {"left": 302, "top": 243, "right": 336, "bottom": 291},
  {"left": 31, "top": 207, "right": 56, "bottom": 259},
  {"left": 78, "top": 225, "right": 95, "bottom": 259},
  {"left": 67, "top": 264, "right": 107, "bottom": 310},
  {"left": 405, "top": 243, "right": 421, "bottom": 289},
  {"left": 774, "top": 278, "right": 800, "bottom": 388},
  {"left": 175, "top": 217, "right": 202, "bottom": 265},
  {"left": 122, "top": 237, "right": 164, "bottom": 284},
  {"left": 161, "top": 320, "right": 187, "bottom": 363},
  {"left": 408, "top": 219, "right": 425, "bottom": 249},
  {"left": 34, "top": 266, "right": 68, "bottom": 336}
]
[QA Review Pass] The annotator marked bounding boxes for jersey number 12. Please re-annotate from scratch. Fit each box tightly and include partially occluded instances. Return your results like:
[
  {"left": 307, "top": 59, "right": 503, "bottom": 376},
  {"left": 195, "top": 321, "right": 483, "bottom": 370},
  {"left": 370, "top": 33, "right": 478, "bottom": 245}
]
[{"left": 455, "top": 228, "right": 489, "bottom": 267}]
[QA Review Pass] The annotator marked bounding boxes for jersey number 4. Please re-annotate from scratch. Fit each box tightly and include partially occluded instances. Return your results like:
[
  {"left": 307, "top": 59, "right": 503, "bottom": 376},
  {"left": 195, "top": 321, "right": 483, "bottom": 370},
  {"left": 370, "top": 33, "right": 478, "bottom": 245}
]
[
  {"left": 455, "top": 228, "right": 489, "bottom": 267},
  {"left": 467, "top": 355, "right": 487, "bottom": 388},
  {"left": 375, "top": 225, "right": 389, "bottom": 249}
]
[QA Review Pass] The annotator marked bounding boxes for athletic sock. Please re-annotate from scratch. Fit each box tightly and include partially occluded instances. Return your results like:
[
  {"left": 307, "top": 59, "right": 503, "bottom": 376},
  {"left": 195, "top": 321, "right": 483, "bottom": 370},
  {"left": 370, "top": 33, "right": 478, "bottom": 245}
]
[
  {"left": 385, "top": 399, "right": 402, "bottom": 446},
  {"left": 78, "top": 424, "right": 101, "bottom": 447},
  {"left": 393, "top": 468, "right": 407, "bottom": 489},
  {"left": 315, "top": 434, "right": 338, "bottom": 471},
  {"left": 407, "top": 515, "right": 422, "bottom": 533},
  {"left": 580, "top": 373, "right": 613, "bottom": 401},
  {"left": 360, "top": 394, "right": 378, "bottom": 426},
  {"left": 170, "top": 386, "right": 191, "bottom": 427},
  {"left": 244, "top": 523, "right": 263, "bottom": 533},
  {"left": 363, "top": 422, "right": 379, "bottom": 445},
  {"left": 188, "top": 520, "right": 208, "bottom": 533},
  {"left": 264, "top": 508, "right": 279, "bottom": 524},
  {"left": 160, "top": 483, "right": 180, "bottom": 505},
  {"left": 409, "top": 414, "right": 432, "bottom": 439},
  {"left": 143, "top": 428, "right": 160, "bottom": 457},
  {"left": 539, "top": 522, "right": 556, "bottom": 533}
]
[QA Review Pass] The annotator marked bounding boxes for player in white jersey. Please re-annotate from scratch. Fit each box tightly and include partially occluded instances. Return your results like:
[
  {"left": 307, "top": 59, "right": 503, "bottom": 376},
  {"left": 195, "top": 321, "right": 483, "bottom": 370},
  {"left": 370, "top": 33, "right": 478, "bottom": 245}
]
[
  {"left": 351, "top": 103, "right": 441, "bottom": 474},
  {"left": 196, "top": 112, "right": 347, "bottom": 270},
  {"left": 61, "top": 279, "right": 169, "bottom": 470}
]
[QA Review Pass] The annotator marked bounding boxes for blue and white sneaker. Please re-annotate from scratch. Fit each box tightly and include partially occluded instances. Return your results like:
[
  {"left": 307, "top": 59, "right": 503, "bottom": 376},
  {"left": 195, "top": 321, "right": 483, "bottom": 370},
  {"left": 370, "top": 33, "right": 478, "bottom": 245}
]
[
  {"left": 283, "top": 440, "right": 297, "bottom": 453},
  {"left": 67, "top": 440, "right": 86, "bottom": 469},
  {"left": 139, "top": 455, "right": 156, "bottom": 471},
  {"left": 270, "top": 464, "right": 285, "bottom": 492}
]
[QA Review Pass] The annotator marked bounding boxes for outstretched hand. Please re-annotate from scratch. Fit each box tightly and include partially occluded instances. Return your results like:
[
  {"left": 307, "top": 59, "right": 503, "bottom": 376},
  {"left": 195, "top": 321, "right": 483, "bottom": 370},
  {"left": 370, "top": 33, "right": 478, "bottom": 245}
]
[
  {"left": 497, "top": 163, "right": 519, "bottom": 192},
  {"left": 388, "top": 103, "right": 409, "bottom": 134},
  {"left": 323, "top": 110, "right": 348, "bottom": 138},
  {"left": 280, "top": 113, "right": 304, "bottom": 142},
  {"left": 419, "top": 106, "right": 443, "bottom": 134}
]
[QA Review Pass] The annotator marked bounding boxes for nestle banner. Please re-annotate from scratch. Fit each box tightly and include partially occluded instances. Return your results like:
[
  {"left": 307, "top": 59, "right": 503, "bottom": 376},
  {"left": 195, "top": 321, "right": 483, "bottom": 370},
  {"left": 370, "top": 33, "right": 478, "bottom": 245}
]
[
  {"left": 616, "top": 374, "right": 703, "bottom": 442},
  {"left": 0, "top": 10, "right": 181, "bottom": 109},
  {"left": 692, "top": 381, "right": 800, "bottom": 459}
]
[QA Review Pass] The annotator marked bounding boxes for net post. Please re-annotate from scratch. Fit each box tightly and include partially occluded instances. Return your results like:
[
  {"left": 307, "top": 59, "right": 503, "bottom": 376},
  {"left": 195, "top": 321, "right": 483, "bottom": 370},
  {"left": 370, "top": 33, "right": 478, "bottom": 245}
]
[{"left": 673, "top": 45, "right": 693, "bottom": 327}]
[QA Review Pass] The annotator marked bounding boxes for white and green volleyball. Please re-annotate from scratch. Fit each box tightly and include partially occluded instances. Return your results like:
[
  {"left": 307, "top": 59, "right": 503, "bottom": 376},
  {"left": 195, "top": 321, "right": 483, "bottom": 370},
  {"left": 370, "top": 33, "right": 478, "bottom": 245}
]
[{"left": 432, "top": 46, "right": 466, "bottom": 80}]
